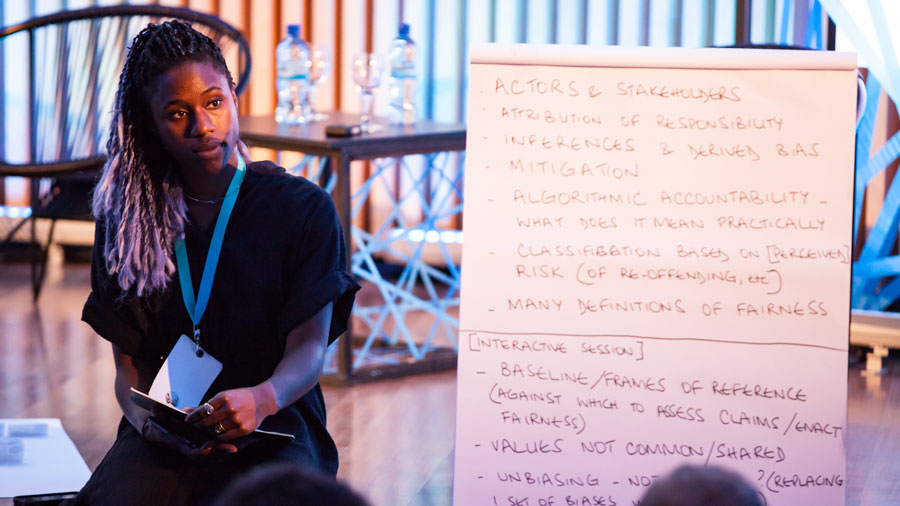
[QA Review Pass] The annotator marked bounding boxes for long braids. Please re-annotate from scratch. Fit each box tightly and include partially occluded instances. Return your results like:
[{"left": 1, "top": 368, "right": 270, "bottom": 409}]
[{"left": 93, "top": 20, "right": 236, "bottom": 297}]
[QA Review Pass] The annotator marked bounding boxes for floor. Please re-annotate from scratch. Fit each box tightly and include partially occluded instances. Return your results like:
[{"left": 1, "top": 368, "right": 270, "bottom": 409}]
[{"left": 1, "top": 262, "right": 899, "bottom": 506}]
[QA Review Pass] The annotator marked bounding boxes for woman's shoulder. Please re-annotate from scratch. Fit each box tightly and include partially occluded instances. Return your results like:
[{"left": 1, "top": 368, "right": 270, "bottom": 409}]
[
  {"left": 244, "top": 160, "right": 335, "bottom": 213},
  {"left": 247, "top": 159, "right": 287, "bottom": 177}
]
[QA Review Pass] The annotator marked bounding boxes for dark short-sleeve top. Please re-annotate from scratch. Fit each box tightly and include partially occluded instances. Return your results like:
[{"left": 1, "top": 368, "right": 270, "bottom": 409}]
[{"left": 82, "top": 161, "right": 359, "bottom": 476}]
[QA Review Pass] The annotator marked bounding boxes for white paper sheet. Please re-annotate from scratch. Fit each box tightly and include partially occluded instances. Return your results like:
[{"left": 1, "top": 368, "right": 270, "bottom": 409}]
[
  {"left": 455, "top": 44, "right": 856, "bottom": 506},
  {"left": 0, "top": 418, "right": 91, "bottom": 498}
]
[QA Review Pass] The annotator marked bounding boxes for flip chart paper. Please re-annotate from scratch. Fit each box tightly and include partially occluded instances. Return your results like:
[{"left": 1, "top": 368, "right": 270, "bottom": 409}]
[{"left": 454, "top": 44, "right": 856, "bottom": 506}]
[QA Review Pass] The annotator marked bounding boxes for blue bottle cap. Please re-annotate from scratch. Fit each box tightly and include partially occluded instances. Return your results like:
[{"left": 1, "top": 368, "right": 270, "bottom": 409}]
[
  {"left": 288, "top": 24, "right": 301, "bottom": 38},
  {"left": 398, "top": 23, "right": 410, "bottom": 40}
]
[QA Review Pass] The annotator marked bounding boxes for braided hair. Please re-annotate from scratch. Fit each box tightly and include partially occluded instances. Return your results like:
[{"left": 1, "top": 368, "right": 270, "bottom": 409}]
[{"left": 93, "top": 20, "right": 238, "bottom": 297}]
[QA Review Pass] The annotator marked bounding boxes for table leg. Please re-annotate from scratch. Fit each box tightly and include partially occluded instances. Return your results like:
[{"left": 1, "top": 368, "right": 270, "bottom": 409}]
[
  {"left": 30, "top": 179, "right": 41, "bottom": 301},
  {"left": 332, "top": 152, "right": 354, "bottom": 384}
]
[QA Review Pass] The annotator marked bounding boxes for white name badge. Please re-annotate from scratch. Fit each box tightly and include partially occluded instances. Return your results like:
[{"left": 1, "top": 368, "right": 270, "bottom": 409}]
[{"left": 148, "top": 335, "right": 222, "bottom": 409}]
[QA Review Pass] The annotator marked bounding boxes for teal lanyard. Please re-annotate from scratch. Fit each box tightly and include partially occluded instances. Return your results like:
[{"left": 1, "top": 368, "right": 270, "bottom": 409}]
[{"left": 174, "top": 154, "right": 246, "bottom": 345}]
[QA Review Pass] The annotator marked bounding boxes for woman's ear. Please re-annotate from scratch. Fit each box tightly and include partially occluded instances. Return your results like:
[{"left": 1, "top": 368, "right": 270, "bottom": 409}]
[{"left": 238, "top": 140, "right": 250, "bottom": 160}]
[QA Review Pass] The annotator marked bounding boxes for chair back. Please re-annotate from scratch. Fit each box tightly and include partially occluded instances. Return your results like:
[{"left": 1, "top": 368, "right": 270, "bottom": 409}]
[{"left": 0, "top": 5, "right": 251, "bottom": 178}]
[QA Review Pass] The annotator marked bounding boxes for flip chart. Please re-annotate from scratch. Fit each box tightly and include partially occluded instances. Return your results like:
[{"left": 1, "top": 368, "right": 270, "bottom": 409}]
[{"left": 455, "top": 44, "right": 857, "bottom": 506}]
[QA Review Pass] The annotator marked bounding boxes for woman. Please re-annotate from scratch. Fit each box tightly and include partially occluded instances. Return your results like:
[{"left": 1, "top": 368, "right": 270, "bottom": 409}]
[{"left": 74, "top": 20, "right": 358, "bottom": 505}]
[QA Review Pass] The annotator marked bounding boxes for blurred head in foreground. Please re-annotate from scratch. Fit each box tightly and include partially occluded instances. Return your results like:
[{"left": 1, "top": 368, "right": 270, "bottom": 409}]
[
  {"left": 212, "top": 463, "right": 372, "bottom": 506},
  {"left": 640, "top": 465, "right": 764, "bottom": 506}
]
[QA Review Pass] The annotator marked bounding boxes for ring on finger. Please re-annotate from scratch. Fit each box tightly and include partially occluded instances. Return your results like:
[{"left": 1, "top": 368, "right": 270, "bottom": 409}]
[
  {"left": 213, "top": 422, "right": 226, "bottom": 435},
  {"left": 202, "top": 403, "right": 214, "bottom": 416}
]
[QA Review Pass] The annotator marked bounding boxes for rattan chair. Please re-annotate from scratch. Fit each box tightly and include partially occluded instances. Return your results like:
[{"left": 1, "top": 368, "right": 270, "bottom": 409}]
[{"left": 0, "top": 5, "right": 251, "bottom": 300}]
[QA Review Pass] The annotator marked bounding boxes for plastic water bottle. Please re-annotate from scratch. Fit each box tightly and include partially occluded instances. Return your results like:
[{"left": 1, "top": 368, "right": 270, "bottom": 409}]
[
  {"left": 388, "top": 23, "right": 417, "bottom": 125},
  {"left": 275, "top": 24, "right": 310, "bottom": 124}
]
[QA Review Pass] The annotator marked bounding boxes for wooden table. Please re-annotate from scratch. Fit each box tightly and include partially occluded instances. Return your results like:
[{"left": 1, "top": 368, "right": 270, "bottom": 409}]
[{"left": 239, "top": 113, "right": 467, "bottom": 384}]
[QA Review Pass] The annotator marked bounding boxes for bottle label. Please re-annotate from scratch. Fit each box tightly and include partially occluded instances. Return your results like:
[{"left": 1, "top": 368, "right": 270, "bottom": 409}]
[
  {"left": 391, "top": 60, "right": 415, "bottom": 79},
  {"left": 277, "top": 60, "right": 308, "bottom": 80}
]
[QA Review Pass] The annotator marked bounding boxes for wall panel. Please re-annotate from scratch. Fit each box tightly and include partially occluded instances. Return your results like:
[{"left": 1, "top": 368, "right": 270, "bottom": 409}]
[
  {"left": 1, "top": 0, "right": 832, "bottom": 208},
  {"left": 249, "top": 0, "right": 273, "bottom": 116},
  {"left": 0, "top": 0, "right": 762, "bottom": 127},
  {"left": 372, "top": 0, "right": 399, "bottom": 116},
  {"left": 339, "top": 0, "right": 366, "bottom": 114},
  {"left": 311, "top": 0, "right": 336, "bottom": 110}
]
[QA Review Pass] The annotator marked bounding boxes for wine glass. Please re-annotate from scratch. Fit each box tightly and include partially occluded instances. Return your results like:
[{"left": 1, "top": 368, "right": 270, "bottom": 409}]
[
  {"left": 352, "top": 53, "right": 385, "bottom": 133},
  {"left": 306, "top": 44, "right": 330, "bottom": 121}
]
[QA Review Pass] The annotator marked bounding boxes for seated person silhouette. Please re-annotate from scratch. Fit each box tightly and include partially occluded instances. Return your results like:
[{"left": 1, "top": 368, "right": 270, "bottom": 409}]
[
  {"left": 211, "top": 462, "right": 371, "bottom": 506},
  {"left": 639, "top": 465, "right": 763, "bottom": 506}
]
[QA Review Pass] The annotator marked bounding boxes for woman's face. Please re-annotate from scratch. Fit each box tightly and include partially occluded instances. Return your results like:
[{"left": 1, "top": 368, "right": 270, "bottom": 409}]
[{"left": 146, "top": 60, "right": 240, "bottom": 179}]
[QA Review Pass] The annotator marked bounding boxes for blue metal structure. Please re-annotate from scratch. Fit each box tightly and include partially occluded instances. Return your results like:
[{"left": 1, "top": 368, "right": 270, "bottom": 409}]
[
  {"left": 817, "top": 0, "right": 900, "bottom": 310},
  {"left": 282, "top": 151, "right": 464, "bottom": 375}
]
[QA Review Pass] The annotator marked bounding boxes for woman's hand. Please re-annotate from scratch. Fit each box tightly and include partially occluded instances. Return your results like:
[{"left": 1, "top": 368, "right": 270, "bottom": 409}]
[
  {"left": 141, "top": 417, "right": 237, "bottom": 460},
  {"left": 181, "top": 302, "right": 333, "bottom": 442},
  {"left": 109, "top": 346, "right": 234, "bottom": 459},
  {"left": 184, "top": 384, "right": 278, "bottom": 441}
]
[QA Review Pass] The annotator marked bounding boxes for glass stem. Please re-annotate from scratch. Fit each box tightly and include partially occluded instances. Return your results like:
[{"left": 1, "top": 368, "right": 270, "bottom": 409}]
[
  {"left": 360, "top": 90, "right": 374, "bottom": 131},
  {"left": 308, "top": 83, "right": 319, "bottom": 113}
]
